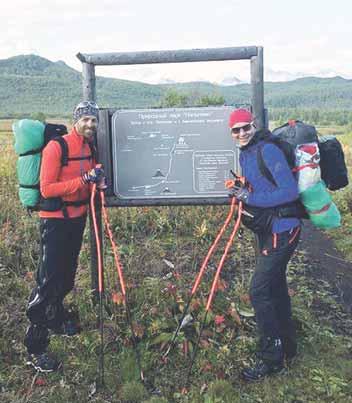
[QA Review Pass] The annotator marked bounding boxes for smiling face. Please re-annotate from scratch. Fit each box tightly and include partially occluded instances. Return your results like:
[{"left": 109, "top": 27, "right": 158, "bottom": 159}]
[
  {"left": 231, "top": 122, "right": 256, "bottom": 147},
  {"left": 75, "top": 115, "right": 98, "bottom": 139}
]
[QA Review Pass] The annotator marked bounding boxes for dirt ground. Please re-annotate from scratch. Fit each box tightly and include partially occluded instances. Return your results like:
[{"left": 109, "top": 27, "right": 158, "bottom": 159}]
[{"left": 300, "top": 220, "right": 352, "bottom": 313}]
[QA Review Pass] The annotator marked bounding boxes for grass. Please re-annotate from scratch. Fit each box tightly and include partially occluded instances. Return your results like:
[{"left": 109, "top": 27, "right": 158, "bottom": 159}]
[{"left": 0, "top": 121, "right": 351, "bottom": 402}]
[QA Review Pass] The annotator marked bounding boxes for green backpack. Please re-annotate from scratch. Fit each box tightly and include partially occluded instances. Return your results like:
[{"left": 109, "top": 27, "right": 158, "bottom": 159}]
[{"left": 13, "top": 119, "right": 68, "bottom": 211}]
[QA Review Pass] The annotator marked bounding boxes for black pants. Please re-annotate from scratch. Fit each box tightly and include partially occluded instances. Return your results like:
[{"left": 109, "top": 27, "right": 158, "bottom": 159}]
[
  {"left": 24, "top": 216, "right": 86, "bottom": 354},
  {"left": 249, "top": 227, "right": 301, "bottom": 360}
]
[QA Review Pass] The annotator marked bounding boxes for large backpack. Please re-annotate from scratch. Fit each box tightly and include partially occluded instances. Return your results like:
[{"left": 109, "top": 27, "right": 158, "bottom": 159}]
[
  {"left": 254, "top": 130, "right": 308, "bottom": 220},
  {"left": 257, "top": 121, "right": 342, "bottom": 229},
  {"left": 13, "top": 120, "right": 95, "bottom": 215},
  {"left": 272, "top": 120, "right": 348, "bottom": 191}
]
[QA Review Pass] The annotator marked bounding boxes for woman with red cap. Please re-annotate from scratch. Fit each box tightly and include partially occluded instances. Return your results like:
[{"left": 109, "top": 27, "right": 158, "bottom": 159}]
[{"left": 228, "top": 108, "right": 301, "bottom": 381}]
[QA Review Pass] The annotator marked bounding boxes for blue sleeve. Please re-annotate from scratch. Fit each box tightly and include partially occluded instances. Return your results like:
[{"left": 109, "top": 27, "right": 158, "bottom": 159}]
[{"left": 247, "top": 143, "right": 299, "bottom": 207}]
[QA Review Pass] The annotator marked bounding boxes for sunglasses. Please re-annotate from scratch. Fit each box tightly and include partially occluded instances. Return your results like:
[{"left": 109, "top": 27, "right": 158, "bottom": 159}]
[
  {"left": 76, "top": 101, "right": 99, "bottom": 109},
  {"left": 231, "top": 123, "right": 252, "bottom": 134}
]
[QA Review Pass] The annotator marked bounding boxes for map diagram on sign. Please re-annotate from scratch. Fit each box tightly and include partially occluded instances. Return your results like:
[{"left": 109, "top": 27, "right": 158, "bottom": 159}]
[{"left": 111, "top": 107, "right": 240, "bottom": 199}]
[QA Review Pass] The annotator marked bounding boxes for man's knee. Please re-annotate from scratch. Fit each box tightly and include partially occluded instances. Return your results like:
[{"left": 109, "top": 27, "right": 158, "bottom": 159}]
[
  {"left": 26, "top": 288, "right": 64, "bottom": 329},
  {"left": 26, "top": 288, "right": 46, "bottom": 324}
]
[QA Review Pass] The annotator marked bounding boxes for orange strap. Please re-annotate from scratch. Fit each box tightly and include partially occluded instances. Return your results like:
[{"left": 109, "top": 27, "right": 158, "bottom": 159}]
[
  {"left": 292, "top": 163, "right": 319, "bottom": 172},
  {"left": 191, "top": 197, "right": 236, "bottom": 295},
  {"left": 272, "top": 233, "right": 278, "bottom": 249},
  {"left": 205, "top": 202, "right": 243, "bottom": 311},
  {"left": 309, "top": 202, "right": 331, "bottom": 215},
  {"left": 90, "top": 183, "right": 104, "bottom": 293},
  {"left": 289, "top": 227, "right": 300, "bottom": 244},
  {"left": 100, "top": 191, "right": 127, "bottom": 298}
]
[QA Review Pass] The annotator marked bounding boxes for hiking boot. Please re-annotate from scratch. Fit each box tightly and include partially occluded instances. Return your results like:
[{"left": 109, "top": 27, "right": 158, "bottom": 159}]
[
  {"left": 26, "top": 352, "right": 61, "bottom": 373},
  {"left": 241, "top": 358, "right": 285, "bottom": 382},
  {"left": 242, "top": 337, "right": 285, "bottom": 382}
]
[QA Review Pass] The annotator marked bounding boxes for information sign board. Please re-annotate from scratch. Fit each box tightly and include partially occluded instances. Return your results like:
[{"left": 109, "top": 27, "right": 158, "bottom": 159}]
[{"left": 111, "top": 106, "right": 240, "bottom": 203}]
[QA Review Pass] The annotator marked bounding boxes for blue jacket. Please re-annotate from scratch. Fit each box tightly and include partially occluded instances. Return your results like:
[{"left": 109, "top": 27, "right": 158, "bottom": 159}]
[{"left": 239, "top": 131, "right": 300, "bottom": 233}]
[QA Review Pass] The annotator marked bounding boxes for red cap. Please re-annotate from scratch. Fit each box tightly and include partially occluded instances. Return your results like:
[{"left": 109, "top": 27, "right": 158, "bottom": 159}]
[{"left": 228, "top": 108, "right": 253, "bottom": 128}]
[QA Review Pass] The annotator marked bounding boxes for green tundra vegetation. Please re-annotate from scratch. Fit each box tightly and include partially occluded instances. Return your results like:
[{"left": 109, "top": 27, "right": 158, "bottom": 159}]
[
  {"left": 0, "top": 55, "right": 352, "bottom": 401},
  {"left": 0, "top": 116, "right": 351, "bottom": 402}
]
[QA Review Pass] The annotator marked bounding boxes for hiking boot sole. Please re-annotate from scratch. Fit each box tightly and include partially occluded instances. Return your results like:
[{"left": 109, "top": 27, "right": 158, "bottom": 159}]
[{"left": 26, "top": 360, "right": 62, "bottom": 373}]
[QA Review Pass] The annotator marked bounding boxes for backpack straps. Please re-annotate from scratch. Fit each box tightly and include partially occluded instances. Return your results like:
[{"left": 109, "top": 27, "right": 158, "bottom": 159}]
[
  {"left": 88, "top": 140, "right": 97, "bottom": 162},
  {"left": 53, "top": 136, "right": 69, "bottom": 166},
  {"left": 40, "top": 137, "right": 93, "bottom": 218},
  {"left": 257, "top": 145, "right": 277, "bottom": 186},
  {"left": 19, "top": 183, "right": 40, "bottom": 189},
  {"left": 257, "top": 139, "right": 295, "bottom": 187},
  {"left": 256, "top": 141, "right": 307, "bottom": 219},
  {"left": 52, "top": 136, "right": 95, "bottom": 167},
  {"left": 19, "top": 147, "right": 44, "bottom": 157}
]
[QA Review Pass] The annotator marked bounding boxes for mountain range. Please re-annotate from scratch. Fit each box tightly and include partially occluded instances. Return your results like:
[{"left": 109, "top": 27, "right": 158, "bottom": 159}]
[{"left": 1, "top": 54, "right": 352, "bottom": 117}]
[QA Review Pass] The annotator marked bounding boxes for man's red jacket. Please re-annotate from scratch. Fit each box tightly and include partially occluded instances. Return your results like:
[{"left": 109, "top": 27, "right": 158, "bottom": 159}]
[{"left": 39, "top": 127, "right": 94, "bottom": 219}]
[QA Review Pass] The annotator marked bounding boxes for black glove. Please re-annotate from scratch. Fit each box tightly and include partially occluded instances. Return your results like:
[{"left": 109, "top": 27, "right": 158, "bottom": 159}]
[
  {"left": 228, "top": 184, "right": 250, "bottom": 203},
  {"left": 81, "top": 167, "right": 105, "bottom": 184}
]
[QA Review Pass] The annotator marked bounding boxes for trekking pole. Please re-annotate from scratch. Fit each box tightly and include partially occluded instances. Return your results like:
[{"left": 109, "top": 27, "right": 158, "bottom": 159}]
[
  {"left": 162, "top": 197, "right": 237, "bottom": 360},
  {"left": 183, "top": 201, "right": 243, "bottom": 392},
  {"left": 99, "top": 190, "right": 145, "bottom": 384},
  {"left": 90, "top": 182, "right": 105, "bottom": 387}
]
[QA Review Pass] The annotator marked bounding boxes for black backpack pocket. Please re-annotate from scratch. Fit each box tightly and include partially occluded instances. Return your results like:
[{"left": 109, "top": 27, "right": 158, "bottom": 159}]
[
  {"left": 39, "top": 197, "right": 63, "bottom": 212},
  {"left": 319, "top": 136, "right": 348, "bottom": 191},
  {"left": 241, "top": 205, "right": 276, "bottom": 234}
]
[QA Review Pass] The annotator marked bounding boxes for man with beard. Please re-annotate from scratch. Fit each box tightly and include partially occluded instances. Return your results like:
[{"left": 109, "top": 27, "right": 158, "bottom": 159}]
[{"left": 24, "top": 101, "right": 104, "bottom": 372}]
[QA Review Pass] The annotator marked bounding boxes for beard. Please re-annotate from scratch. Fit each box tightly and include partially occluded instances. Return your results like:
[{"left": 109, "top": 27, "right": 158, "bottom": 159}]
[
  {"left": 76, "top": 124, "right": 97, "bottom": 138},
  {"left": 82, "top": 127, "right": 96, "bottom": 138}
]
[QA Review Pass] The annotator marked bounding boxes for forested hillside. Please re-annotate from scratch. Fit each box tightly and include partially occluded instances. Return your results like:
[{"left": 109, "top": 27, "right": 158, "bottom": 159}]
[{"left": 1, "top": 54, "right": 352, "bottom": 119}]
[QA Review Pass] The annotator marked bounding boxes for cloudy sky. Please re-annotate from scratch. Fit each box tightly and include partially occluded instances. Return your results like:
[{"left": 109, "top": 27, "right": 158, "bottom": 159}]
[{"left": 2, "top": 0, "right": 351, "bottom": 84}]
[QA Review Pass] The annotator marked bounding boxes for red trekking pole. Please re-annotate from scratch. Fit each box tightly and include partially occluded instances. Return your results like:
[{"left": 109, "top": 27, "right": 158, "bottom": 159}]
[
  {"left": 90, "top": 181, "right": 105, "bottom": 386},
  {"left": 99, "top": 190, "right": 145, "bottom": 383},
  {"left": 162, "top": 197, "right": 237, "bottom": 359},
  {"left": 183, "top": 201, "right": 243, "bottom": 392}
]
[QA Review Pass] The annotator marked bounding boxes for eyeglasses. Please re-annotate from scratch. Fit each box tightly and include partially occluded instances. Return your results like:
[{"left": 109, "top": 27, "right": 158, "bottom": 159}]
[{"left": 231, "top": 123, "right": 252, "bottom": 134}]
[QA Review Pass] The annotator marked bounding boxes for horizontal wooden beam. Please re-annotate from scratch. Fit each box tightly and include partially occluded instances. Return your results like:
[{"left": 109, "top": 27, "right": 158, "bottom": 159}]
[{"left": 76, "top": 46, "right": 258, "bottom": 66}]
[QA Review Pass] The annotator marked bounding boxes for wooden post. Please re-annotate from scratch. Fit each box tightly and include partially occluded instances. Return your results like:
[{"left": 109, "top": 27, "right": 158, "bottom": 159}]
[
  {"left": 96, "top": 110, "right": 113, "bottom": 197},
  {"left": 81, "top": 61, "right": 102, "bottom": 302},
  {"left": 82, "top": 62, "right": 96, "bottom": 102},
  {"left": 250, "top": 46, "right": 265, "bottom": 129}
]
